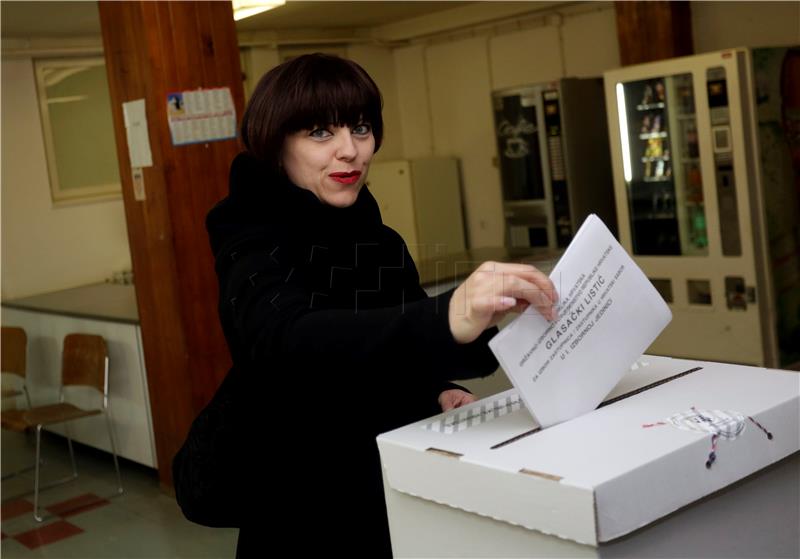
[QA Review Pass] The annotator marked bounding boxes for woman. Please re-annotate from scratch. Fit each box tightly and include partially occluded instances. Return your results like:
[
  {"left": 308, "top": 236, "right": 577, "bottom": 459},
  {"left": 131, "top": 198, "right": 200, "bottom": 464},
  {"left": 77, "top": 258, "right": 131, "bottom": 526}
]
[{"left": 173, "top": 53, "right": 557, "bottom": 557}]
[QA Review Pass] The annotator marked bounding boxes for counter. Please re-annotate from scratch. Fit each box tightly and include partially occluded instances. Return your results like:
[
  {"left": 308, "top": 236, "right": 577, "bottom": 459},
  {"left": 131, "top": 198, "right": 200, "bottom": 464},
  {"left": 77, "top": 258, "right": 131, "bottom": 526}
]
[{"left": 2, "top": 282, "right": 138, "bottom": 324}]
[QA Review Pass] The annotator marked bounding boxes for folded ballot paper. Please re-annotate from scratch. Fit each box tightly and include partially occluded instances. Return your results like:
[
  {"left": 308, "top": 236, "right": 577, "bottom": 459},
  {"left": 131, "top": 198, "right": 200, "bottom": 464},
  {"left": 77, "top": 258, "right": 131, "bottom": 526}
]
[{"left": 488, "top": 214, "right": 672, "bottom": 428}]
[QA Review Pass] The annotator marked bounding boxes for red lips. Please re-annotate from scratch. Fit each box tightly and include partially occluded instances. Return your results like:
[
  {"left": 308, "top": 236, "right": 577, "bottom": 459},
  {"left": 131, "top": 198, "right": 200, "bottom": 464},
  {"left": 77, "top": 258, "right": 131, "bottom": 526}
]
[{"left": 329, "top": 170, "right": 362, "bottom": 185}]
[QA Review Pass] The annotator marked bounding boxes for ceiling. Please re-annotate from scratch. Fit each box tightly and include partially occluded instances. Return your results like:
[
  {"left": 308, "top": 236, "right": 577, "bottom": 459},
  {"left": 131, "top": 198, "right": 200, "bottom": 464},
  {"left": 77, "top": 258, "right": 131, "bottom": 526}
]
[
  {"left": 2, "top": 1, "right": 101, "bottom": 37},
  {"left": 236, "top": 1, "right": 473, "bottom": 31},
  {"left": 1, "top": 1, "right": 475, "bottom": 38}
]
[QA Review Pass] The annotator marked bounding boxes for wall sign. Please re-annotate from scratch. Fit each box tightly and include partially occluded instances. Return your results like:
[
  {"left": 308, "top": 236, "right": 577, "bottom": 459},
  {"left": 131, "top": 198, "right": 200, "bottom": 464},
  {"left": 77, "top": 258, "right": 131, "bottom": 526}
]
[{"left": 167, "top": 87, "right": 236, "bottom": 146}]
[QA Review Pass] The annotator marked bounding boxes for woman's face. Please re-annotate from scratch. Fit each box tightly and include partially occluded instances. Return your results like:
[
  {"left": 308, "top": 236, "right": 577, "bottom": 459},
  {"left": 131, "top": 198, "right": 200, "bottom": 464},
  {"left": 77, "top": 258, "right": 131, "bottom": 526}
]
[{"left": 282, "top": 123, "right": 375, "bottom": 208}]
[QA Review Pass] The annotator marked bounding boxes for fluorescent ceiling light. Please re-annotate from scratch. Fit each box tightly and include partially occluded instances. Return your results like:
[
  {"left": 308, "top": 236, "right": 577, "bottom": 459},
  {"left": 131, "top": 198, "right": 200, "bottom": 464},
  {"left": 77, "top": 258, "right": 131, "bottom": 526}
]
[{"left": 232, "top": 0, "right": 285, "bottom": 21}]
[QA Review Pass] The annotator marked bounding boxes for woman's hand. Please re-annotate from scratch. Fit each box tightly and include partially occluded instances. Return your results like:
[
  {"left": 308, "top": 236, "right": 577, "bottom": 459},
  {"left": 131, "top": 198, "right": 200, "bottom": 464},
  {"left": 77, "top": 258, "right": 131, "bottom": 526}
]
[
  {"left": 448, "top": 262, "right": 558, "bottom": 344},
  {"left": 439, "top": 389, "right": 476, "bottom": 411}
]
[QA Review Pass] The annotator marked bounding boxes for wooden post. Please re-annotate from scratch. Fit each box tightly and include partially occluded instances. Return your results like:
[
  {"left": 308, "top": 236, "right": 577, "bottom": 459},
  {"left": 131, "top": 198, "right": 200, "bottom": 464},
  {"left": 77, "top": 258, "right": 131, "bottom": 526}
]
[
  {"left": 98, "top": 1, "right": 244, "bottom": 487},
  {"left": 615, "top": 1, "right": 694, "bottom": 66}
]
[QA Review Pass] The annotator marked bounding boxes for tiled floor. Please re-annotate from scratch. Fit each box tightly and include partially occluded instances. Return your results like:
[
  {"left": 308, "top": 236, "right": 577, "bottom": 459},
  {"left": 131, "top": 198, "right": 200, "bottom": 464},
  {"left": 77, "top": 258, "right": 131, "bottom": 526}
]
[{"left": 1, "top": 430, "right": 238, "bottom": 558}]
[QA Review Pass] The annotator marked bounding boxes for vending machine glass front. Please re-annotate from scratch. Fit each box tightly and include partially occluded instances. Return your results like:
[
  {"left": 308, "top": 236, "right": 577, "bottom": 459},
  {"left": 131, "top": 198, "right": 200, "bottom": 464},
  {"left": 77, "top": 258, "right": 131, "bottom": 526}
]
[
  {"left": 615, "top": 73, "right": 708, "bottom": 256},
  {"left": 493, "top": 91, "right": 546, "bottom": 201}
]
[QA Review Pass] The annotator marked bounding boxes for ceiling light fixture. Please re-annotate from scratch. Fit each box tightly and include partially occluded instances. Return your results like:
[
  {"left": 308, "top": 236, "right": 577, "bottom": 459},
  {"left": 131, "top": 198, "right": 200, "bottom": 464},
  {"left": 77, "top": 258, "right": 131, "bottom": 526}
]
[{"left": 232, "top": 0, "right": 286, "bottom": 21}]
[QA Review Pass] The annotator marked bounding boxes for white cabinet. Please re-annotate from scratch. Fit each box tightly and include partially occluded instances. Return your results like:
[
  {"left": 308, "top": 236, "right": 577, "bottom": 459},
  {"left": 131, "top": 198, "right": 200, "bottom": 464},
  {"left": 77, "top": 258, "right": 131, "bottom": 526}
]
[{"left": 367, "top": 158, "right": 466, "bottom": 261}]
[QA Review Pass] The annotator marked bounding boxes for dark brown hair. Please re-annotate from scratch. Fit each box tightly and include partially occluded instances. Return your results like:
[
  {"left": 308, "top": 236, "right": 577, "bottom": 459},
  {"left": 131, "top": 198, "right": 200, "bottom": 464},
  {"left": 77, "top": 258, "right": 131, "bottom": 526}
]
[{"left": 241, "top": 53, "right": 384, "bottom": 172}]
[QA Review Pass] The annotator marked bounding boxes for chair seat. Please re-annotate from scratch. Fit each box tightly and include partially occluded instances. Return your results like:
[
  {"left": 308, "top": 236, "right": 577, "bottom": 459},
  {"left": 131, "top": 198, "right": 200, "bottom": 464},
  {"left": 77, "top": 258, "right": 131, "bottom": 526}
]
[
  {"left": 1, "top": 403, "right": 101, "bottom": 432},
  {"left": 1, "top": 388, "right": 23, "bottom": 398}
]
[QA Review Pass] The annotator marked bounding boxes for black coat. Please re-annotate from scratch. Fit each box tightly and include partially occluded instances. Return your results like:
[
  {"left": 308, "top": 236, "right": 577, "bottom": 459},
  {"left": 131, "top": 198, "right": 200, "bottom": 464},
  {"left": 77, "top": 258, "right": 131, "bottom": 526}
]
[{"left": 173, "top": 153, "right": 498, "bottom": 556}]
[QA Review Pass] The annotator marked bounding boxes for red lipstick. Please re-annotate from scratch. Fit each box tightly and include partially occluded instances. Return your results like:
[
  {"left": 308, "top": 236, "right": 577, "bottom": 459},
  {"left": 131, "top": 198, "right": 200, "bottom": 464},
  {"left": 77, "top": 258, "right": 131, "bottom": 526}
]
[{"left": 329, "top": 171, "right": 361, "bottom": 185}]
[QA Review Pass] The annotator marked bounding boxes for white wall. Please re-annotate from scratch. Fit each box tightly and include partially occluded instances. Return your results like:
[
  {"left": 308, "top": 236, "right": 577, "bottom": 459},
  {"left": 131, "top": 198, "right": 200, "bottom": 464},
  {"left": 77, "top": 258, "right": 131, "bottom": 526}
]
[
  {"left": 490, "top": 25, "right": 564, "bottom": 90},
  {"left": 240, "top": 45, "right": 280, "bottom": 98},
  {"left": 562, "top": 6, "right": 621, "bottom": 76},
  {"left": 4, "top": 2, "right": 795, "bottom": 301},
  {"left": 345, "top": 44, "right": 404, "bottom": 162},
  {"left": 393, "top": 45, "right": 434, "bottom": 160},
  {"left": 426, "top": 36, "right": 504, "bottom": 249},
  {"left": 388, "top": 1, "right": 798, "bottom": 250},
  {"left": 1, "top": 58, "right": 131, "bottom": 300},
  {"left": 393, "top": 3, "right": 622, "bottom": 248},
  {"left": 692, "top": 1, "right": 800, "bottom": 54}
]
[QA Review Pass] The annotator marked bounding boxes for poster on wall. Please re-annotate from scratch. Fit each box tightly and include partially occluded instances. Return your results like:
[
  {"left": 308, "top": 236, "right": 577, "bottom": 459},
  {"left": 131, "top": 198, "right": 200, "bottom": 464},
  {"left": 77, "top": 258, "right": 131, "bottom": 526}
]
[{"left": 166, "top": 87, "right": 236, "bottom": 146}]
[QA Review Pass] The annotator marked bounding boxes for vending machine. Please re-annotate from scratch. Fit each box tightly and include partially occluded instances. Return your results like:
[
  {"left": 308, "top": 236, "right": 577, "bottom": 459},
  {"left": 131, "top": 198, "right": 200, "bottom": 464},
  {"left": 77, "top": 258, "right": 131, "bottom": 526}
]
[
  {"left": 604, "top": 47, "right": 800, "bottom": 368},
  {"left": 493, "top": 78, "right": 617, "bottom": 250}
]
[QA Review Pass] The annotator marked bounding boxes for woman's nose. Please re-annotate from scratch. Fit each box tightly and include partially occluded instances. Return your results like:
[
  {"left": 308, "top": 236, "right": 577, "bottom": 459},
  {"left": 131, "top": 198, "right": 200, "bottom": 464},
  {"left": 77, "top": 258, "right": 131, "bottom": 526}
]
[{"left": 335, "top": 129, "right": 357, "bottom": 160}]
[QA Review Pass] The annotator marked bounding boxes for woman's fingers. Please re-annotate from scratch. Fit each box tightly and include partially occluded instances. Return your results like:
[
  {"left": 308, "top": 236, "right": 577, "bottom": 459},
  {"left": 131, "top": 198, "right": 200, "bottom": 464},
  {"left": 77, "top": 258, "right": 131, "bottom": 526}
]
[
  {"left": 475, "top": 272, "right": 557, "bottom": 319},
  {"left": 470, "top": 295, "right": 517, "bottom": 316},
  {"left": 512, "top": 299, "right": 530, "bottom": 313},
  {"left": 439, "top": 389, "right": 478, "bottom": 411},
  {"left": 474, "top": 262, "right": 558, "bottom": 304},
  {"left": 449, "top": 262, "right": 560, "bottom": 344},
  {"left": 505, "top": 275, "right": 555, "bottom": 311}
]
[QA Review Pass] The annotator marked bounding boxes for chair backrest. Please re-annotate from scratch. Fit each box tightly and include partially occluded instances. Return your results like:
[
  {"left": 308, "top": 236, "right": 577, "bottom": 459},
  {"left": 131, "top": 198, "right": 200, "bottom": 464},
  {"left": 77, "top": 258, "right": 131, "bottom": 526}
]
[
  {"left": 62, "top": 334, "right": 108, "bottom": 394},
  {"left": 1, "top": 326, "right": 27, "bottom": 378}
]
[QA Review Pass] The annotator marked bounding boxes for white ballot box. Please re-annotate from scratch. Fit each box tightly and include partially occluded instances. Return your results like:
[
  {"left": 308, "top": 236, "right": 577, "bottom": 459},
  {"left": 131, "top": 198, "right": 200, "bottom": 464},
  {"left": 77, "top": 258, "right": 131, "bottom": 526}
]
[{"left": 377, "top": 356, "right": 800, "bottom": 557}]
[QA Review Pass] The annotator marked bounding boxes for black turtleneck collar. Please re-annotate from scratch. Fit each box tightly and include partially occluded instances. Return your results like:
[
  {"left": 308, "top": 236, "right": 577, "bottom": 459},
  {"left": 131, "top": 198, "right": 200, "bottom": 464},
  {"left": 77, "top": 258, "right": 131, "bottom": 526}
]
[{"left": 207, "top": 152, "right": 383, "bottom": 256}]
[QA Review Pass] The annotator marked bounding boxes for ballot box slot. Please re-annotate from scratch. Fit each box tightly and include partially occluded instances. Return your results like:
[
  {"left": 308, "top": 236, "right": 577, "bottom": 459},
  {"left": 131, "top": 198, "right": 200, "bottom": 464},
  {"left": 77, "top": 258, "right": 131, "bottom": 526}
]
[
  {"left": 600, "top": 366, "right": 703, "bottom": 407},
  {"left": 490, "top": 366, "right": 704, "bottom": 450}
]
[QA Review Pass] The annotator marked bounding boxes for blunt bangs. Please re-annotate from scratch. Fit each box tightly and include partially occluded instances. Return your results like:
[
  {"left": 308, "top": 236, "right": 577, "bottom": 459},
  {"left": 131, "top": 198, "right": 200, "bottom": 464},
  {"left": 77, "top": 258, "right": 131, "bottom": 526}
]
[
  {"left": 241, "top": 53, "right": 384, "bottom": 171},
  {"left": 283, "top": 60, "right": 382, "bottom": 135}
]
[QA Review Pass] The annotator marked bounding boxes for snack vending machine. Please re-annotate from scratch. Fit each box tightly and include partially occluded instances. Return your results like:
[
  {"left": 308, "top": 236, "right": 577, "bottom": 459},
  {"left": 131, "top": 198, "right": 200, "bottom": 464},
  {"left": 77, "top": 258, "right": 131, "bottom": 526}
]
[
  {"left": 493, "top": 78, "right": 617, "bottom": 250},
  {"left": 604, "top": 47, "right": 800, "bottom": 368}
]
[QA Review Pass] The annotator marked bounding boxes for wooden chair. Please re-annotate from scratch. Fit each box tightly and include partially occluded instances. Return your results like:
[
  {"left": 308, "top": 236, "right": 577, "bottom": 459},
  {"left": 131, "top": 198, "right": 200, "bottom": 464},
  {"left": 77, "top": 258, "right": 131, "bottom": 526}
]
[
  {"left": 1, "top": 326, "right": 32, "bottom": 408},
  {"left": 1, "top": 333, "right": 123, "bottom": 521}
]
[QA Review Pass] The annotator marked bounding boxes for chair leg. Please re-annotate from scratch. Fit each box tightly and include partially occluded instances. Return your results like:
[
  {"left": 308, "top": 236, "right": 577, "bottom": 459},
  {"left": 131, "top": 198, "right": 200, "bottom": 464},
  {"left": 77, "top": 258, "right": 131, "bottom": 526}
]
[
  {"left": 23, "top": 388, "right": 35, "bottom": 447},
  {"left": 34, "top": 425, "right": 43, "bottom": 522},
  {"left": 104, "top": 412, "right": 123, "bottom": 495},
  {"left": 65, "top": 427, "right": 78, "bottom": 480}
]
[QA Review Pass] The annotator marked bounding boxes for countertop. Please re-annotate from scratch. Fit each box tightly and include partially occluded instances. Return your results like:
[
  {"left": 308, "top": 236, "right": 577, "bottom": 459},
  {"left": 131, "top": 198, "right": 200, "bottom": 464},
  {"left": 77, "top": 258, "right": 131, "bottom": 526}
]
[{"left": 2, "top": 283, "right": 139, "bottom": 324}]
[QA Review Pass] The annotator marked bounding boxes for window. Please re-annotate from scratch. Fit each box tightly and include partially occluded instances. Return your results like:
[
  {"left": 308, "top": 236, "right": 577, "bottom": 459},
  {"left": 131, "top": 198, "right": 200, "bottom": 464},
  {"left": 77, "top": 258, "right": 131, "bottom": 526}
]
[{"left": 34, "top": 57, "right": 121, "bottom": 204}]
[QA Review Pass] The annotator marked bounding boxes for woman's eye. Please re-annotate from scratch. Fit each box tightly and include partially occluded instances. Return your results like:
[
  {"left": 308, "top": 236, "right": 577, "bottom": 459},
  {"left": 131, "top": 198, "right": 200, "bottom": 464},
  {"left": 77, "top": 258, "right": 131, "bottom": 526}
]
[
  {"left": 352, "top": 124, "right": 372, "bottom": 136},
  {"left": 309, "top": 128, "right": 332, "bottom": 139}
]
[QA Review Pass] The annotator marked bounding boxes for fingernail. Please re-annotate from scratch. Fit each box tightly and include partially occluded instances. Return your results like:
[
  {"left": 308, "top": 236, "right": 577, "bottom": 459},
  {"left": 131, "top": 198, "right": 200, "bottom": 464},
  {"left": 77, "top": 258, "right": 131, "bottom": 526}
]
[{"left": 501, "top": 296, "right": 516, "bottom": 307}]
